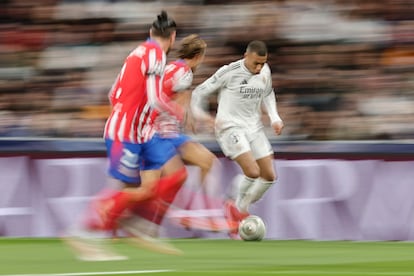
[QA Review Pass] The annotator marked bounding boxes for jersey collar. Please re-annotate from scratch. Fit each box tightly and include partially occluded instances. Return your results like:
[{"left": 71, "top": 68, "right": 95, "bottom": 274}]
[{"left": 241, "top": 58, "right": 253, "bottom": 75}]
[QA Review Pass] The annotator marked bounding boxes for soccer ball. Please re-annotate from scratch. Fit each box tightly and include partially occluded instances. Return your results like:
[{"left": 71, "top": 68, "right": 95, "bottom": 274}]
[{"left": 238, "top": 215, "right": 266, "bottom": 241}]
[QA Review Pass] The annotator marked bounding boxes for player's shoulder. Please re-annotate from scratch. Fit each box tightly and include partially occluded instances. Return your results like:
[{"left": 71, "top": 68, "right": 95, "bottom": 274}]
[
  {"left": 129, "top": 39, "right": 163, "bottom": 60},
  {"left": 166, "top": 60, "right": 190, "bottom": 77},
  {"left": 216, "top": 59, "right": 243, "bottom": 77},
  {"left": 261, "top": 63, "right": 271, "bottom": 75},
  {"left": 143, "top": 39, "right": 161, "bottom": 50},
  {"left": 143, "top": 39, "right": 165, "bottom": 56},
  {"left": 168, "top": 59, "right": 190, "bottom": 71}
]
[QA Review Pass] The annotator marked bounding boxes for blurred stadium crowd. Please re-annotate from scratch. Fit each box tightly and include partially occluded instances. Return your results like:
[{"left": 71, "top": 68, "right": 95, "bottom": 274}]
[{"left": 1, "top": 0, "right": 414, "bottom": 140}]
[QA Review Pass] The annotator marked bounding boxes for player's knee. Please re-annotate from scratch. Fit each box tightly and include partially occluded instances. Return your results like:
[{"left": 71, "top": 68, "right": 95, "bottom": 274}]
[
  {"left": 261, "top": 172, "right": 276, "bottom": 183},
  {"left": 199, "top": 152, "right": 216, "bottom": 172},
  {"left": 172, "top": 166, "right": 188, "bottom": 185},
  {"left": 142, "top": 185, "right": 158, "bottom": 200},
  {"left": 179, "top": 166, "right": 188, "bottom": 183},
  {"left": 243, "top": 166, "right": 260, "bottom": 179}
]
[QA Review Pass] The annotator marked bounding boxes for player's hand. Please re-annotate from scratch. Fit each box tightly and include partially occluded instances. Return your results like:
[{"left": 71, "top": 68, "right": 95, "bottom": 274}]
[{"left": 271, "top": 120, "right": 284, "bottom": 136}]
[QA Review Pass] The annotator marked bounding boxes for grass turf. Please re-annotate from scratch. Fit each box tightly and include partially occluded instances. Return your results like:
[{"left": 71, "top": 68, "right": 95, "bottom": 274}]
[{"left": 1, "top": 238, "right": 414, "bottom": 275}]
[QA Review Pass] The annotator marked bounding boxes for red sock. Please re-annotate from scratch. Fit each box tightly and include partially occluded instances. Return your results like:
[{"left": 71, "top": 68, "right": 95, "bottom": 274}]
[
  {"left": 129, "top": 167, "right": 188, "bottom": 225},
  {"left": 103, "top": 191, "right": 134, "bottom": 229},
  {"left": 86, "top": 190, "right": 133, "bottom": 230},
  {"left": 156, "top": 167, "right": 188, "bottom": 204},
  {"left": 130, "top": 199, "right": 168, "bottom": 225}
]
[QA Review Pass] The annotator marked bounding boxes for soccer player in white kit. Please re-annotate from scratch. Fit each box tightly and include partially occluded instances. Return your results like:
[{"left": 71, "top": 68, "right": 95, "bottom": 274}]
[{"left": 191, "top": 40, "right": 284, "bottom": 238}]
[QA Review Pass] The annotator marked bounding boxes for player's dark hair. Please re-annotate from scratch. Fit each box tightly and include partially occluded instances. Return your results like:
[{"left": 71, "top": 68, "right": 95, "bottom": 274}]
[
  {"left": 151, "top": 10, "right": 177, "bottom": 39},
  {"left": 246, "top": 40, "right": 267, "bottom": 56},
  {"left": 177, "top": 34, "right": 207, "bottom": 59}
]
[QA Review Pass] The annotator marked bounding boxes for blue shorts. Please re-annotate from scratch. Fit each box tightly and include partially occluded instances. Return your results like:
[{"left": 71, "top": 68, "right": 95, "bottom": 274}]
[
  {"left": 105, "top": 134, "right": 177, "bottom": 184},
  {"left": 164, "top": 133, "right": 191, "bottom": 149}
]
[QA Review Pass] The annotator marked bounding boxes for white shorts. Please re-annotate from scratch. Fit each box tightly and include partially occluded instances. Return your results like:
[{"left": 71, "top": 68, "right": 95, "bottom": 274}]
[{"left": 216, "top": 127, "right": 273, "bottom": 160}]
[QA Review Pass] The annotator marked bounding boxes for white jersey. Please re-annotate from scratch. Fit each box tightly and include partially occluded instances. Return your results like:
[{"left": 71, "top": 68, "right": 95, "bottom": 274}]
[{"left": 192, "top": 59, "right": 275, "bottom": 133}]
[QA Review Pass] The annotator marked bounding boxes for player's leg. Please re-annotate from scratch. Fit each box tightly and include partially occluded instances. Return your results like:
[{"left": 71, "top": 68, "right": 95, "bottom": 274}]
[
  {"left": 89, "top": 139, "right": 148, "bottom": 231},
  {"left": 131, "top": 154, "right": 187, "bottom": 226},
  {"left": 127, "top": 139, "right": 221, "bottom": 232},
  {"left": 69, "top": 138, "right": 142, "bottom": 234},
  {"left": 118, "top": 214, "right": 183, "bottom": 255},
  {"left": 120, "top": 157, "right": 186, "bottom": 245},
  {"left": 177, "top": 139, "right": 218, "bottom": 209},
  {"left": 62, "top": 139, "right": 137, "bottom": 261},
  {"left": 178, "top": 141, "right": 217, "bottom": 184},
  {"left": 232, "top": 151, "right": 260, "bottom": 214},
  {"left": 216, "top": 128, "right": 255, "bottom": 236},
  {"left": 119, "top": 139, "right": 187, "bottom": 255},
  {"left": 217, "top": 127, "right": 259, "bottom": 212},
  {"left": 237, "top": 130, "right": 276, "bottom": 210},
  {"left": 250, "top": 155, "right": 276, "bottom": 203},
  {"left": 122, "top": 137, "right": 187, "bottom": 231},
  {"left": 153, "top": 136, "right": 191, "bottom": 205},
  {"left": 175, "top": 140, "right": 233, "bottom": 231},
  {"left": 93, "top": 135, "right": 186, "bottom": 231}
]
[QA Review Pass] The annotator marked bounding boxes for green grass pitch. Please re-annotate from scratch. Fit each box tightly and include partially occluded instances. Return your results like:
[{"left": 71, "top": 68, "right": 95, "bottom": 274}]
[{"left": 1, "top": 238, "right": 414, "bottom": 276}]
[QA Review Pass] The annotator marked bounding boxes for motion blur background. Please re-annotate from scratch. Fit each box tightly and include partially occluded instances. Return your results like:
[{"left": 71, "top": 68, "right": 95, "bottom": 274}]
[
  {"left": 2, "top": 0, "right": 414, "bottom": 141},
  {"left": 2, "top": 1, "right": 414, "bottom": 241}
]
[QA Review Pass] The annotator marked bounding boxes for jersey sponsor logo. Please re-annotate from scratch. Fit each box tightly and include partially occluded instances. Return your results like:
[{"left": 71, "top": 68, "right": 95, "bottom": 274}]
[{"left": 240, "top": 86, "right": 264, "bottom": 99}]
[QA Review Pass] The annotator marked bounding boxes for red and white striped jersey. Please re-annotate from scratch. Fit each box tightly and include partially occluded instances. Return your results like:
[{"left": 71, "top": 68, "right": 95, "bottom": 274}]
[
  {"left": 162, "top": 59, "right": 193, "bottom": 98},
  {"left": 104, "top": 39, "right": 179, "bottom": 143}
]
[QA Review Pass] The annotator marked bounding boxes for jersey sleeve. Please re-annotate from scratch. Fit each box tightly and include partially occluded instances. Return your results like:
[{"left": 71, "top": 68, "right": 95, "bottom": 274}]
[
  {"left": 191, "top": 65, "right": 228, "bottom": 120},
  {"left": 261, "top": 64, "right": 282, "bottom": 123},
  {"left": 263, "top": 89, "right": 282, "bottom": 124},
  {"left": 262, "top": 64, "right": 273, "bottom": 96},
  {"left": 145, "top": 46, "right": 184, "bottom": 121},
  {"left": 172, "top": 68, "right": 193, "bottom": 92}
]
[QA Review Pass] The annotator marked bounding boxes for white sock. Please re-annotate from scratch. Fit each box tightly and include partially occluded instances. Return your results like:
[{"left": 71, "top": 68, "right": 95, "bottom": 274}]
[
  {"left": 249, "top": 177, "right": 275, "bottom": 204},
  {"left": 237, "top": 178, "right": 275, "bottom": 213},
  {"left": 235, "top": 175, "right": 256, "bottom": 213}
]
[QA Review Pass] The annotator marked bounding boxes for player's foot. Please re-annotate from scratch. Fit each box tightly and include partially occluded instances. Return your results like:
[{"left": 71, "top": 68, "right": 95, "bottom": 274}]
[
  {"left": 95, "top": 196, "right": 128, "bottom": 230},
  {"left": 119, "top": 216, "right": 183, "bottom": 256},
  {"left": 224, "top": 200, "right": 249, "bottom": 222},
  {"left": 224, "top": 200, "right": 249, "bottom": 239},
  {"left": 85, "top": 194, "right": 116, "bottom": 231},
  {"left": 62, "top": 230, "right": 128, "bottom": 261},
  {"left": 179, "top": 216, "right": 239, "bottom": 232},
  {"left": 228, "top": 232, "right": 242, "bottom": 240}
]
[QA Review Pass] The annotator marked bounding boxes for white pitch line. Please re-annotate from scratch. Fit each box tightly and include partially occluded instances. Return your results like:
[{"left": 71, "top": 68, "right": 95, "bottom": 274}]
[{"left": 0, "top": 269, "right": 173, "bottom": 276}]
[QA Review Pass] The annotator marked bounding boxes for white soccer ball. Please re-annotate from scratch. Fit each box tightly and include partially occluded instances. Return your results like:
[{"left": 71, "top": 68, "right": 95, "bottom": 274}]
[{"left": 238, "top": 215, "right": 266, "bottom": 241}]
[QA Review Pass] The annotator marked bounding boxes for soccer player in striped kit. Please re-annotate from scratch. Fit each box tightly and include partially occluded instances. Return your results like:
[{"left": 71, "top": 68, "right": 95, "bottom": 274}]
[
  {"left": 191, "top": 40, "right": 284, "bottom": 239},
  {"left": 100, "top": 10, "right": 187, "bottom": 232},
  {"left": 64, "top": 11, "right": 188, "bottom": 260}
]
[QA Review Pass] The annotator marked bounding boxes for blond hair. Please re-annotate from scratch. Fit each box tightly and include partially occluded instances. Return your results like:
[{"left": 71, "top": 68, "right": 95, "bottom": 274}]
[{"left": 177, "top": 34, "right": 207, "bottom": 59}]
